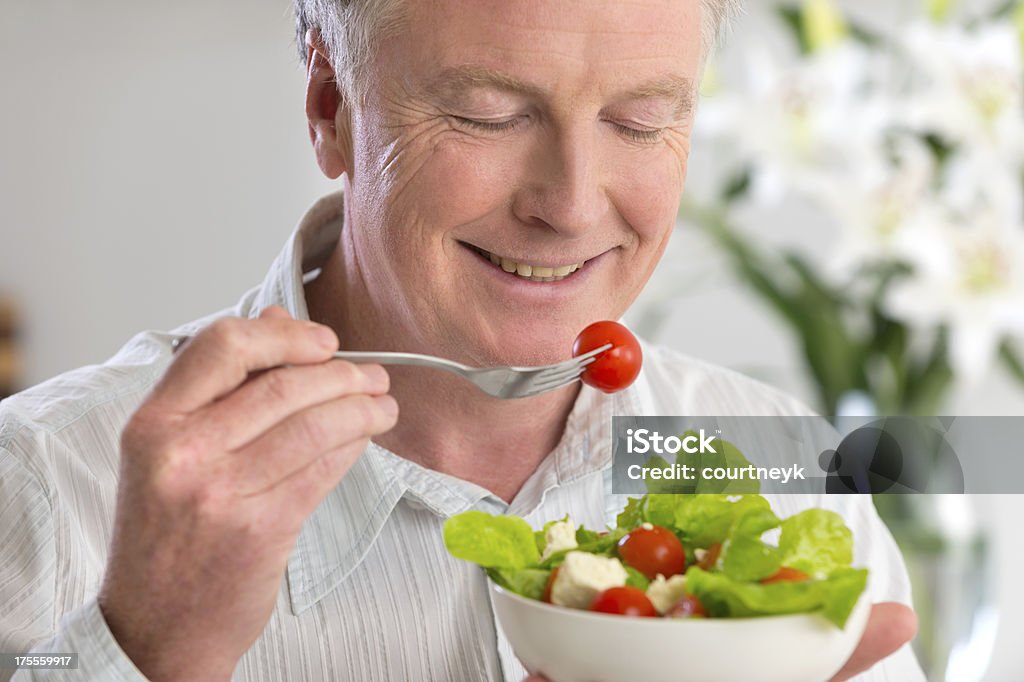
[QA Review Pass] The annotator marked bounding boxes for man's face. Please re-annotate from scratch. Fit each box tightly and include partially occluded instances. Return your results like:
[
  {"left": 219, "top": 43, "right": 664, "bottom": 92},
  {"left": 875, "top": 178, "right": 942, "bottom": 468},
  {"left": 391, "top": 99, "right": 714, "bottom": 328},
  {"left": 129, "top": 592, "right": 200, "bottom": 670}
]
[{"left": 342, "top": 0, "right": 701, "bottom": 366}]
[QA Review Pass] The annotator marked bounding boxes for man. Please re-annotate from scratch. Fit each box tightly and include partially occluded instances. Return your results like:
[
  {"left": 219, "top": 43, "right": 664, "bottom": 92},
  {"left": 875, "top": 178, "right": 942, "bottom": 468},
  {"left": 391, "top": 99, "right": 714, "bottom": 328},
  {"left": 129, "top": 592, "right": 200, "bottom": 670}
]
[{"left": 0, "top": 0, "right": 921, "bottom": 680}]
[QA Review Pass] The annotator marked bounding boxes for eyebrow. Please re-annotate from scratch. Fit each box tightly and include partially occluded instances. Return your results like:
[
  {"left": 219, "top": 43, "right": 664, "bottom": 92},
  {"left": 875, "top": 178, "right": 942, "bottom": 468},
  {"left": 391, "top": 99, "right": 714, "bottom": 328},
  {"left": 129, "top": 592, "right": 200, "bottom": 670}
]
[{"left": 419, "top": 66, "right": 695, "bottom": 118}]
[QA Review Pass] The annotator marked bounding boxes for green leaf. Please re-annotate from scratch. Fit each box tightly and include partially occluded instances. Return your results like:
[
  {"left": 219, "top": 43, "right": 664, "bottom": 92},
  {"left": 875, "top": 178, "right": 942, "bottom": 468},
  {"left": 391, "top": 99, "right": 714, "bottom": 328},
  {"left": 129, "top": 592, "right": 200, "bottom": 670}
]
[
  {"left": 487, "top": 567, "right": 551, "bottom": 601},
  {"left": 721, "top": 167, "right": 753, "bottom": 203},
  {"left": 776, "top": 6, "right": 812, "bottom": 54},
  {"left": 778, "top": 509, "right": 854, "bottom": 576},
  {"left": 625, "top": 565, "right": 651, "bottom": 591},
  {"left": 720, "top": 508, "right": 783, "bottom": 582},
  {"left": 904, "top": 328, "right": 954, "bottom": 415},
  {"left": 540, "top": 528, "right": 626, "bottom": 569},
  {"left": 443, "top": 511, "right": 540, "bottom": 569},
  {"left": 673, "top": 495, "right": 772, "bottom": 549},
  {"left": 684, "top": 566, "right": 869, "bottom": 628},
  {"left": 999, "top": 339, "right": 1024, "bottom": 386},
  {"left": 616, "top": 497, "right": 645, "bottom": 530},
  {"left": 801, "top": 0, "right": 849, "bottom": 52}
]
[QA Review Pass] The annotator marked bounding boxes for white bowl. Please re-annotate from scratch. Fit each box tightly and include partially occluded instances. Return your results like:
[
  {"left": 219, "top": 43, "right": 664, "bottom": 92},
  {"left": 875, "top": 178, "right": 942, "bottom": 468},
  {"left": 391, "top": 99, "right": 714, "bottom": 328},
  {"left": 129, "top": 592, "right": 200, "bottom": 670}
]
[{"left": 490, "top": 581, "right": 870, "bottom": 682}]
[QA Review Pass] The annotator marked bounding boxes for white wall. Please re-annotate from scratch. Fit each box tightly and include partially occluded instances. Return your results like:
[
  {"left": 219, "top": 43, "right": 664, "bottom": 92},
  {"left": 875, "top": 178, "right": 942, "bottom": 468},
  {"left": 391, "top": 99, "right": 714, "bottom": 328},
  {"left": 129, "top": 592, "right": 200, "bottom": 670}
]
[
  {"left": 0, "top": 0, "right": 334, "bottom": 384},
  {"left": 1, "top": 1, "right": 1021, "bottom": 679}
]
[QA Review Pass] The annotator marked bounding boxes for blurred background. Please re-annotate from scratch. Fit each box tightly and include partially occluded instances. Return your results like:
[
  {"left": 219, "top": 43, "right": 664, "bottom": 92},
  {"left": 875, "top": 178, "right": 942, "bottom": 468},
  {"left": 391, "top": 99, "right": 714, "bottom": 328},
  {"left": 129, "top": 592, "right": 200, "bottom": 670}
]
[{"left": 0, "top": 0, "right": 1021, "bottom": 679}]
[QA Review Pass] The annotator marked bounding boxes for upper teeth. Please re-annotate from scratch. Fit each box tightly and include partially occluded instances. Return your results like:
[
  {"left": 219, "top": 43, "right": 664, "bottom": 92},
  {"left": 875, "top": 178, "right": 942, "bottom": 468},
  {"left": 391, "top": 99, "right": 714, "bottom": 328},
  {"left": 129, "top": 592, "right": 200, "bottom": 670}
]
[{"left": 485, "top": 251, "right": 586, "bottom": 282}]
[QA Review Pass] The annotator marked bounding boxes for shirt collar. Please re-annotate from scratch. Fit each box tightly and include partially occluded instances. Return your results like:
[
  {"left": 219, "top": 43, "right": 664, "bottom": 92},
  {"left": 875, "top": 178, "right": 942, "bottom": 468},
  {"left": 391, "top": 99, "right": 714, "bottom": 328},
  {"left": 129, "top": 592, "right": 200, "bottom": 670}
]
[{"left": 250, "top": 192, "right": 646, "bottom": 614}]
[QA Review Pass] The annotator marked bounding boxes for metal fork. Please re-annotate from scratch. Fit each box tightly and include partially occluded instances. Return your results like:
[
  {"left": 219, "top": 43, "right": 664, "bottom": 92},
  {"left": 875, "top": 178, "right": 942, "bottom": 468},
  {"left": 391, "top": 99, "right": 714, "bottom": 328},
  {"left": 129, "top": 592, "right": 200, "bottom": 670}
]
[{"left": 170, "top": 336, "right": 611, "bottom": 399}]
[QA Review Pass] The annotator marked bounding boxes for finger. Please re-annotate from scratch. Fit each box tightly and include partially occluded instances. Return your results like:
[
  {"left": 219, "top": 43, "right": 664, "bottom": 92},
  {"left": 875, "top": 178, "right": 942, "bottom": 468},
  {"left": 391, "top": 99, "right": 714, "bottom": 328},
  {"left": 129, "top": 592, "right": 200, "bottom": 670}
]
[
  {"left": 197, "top": 360, "right": 390, "bottom": 451},
  {"left": 260, "top": 305, "right": 291, "bottom": 319},
  {"left": 830, "top": 603, "right": 918, "bottom": 681},
  {"left": 234, "top": 393, "right": 398, "bottom": 495},
  {"left": 264, "top": 437, "right": 373, "bottom": 526},
  {"left": 151, "top": 313, "right": 340, "bottom": 414}
]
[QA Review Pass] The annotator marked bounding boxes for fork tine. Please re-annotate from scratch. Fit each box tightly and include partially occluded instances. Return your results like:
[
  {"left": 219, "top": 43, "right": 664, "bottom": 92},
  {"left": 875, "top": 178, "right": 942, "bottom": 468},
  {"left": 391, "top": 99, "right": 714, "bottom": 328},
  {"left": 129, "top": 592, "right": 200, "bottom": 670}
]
[
  {"left": 560, "top": 343, "right": 613, "bottom": 367},
  {"left": 515, "top": 375, "right": 585, "bottom": 398},
  {"left": 529, "top": 365, "right": 588, "bottom": 391}
]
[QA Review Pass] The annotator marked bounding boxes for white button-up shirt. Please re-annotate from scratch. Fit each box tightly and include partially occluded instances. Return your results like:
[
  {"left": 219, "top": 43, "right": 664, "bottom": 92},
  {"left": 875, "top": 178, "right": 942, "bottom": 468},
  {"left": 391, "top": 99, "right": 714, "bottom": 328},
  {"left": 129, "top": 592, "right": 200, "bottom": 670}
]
[{"left": 0, "top": 193, "right": 924, "bottom": 681}]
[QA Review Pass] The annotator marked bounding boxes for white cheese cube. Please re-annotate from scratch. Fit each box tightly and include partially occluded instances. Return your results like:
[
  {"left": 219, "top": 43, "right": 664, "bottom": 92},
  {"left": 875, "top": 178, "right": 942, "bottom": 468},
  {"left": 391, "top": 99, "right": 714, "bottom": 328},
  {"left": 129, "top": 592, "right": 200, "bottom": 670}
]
[
  {"left": 550, "top": 551, "right": 628, "bottom": 609},
  {"left": 645, "top": 574, "right": 689, "bottom": 615},
  {"left": 540, "top": 518, "right": 578, "bottom": 561}
]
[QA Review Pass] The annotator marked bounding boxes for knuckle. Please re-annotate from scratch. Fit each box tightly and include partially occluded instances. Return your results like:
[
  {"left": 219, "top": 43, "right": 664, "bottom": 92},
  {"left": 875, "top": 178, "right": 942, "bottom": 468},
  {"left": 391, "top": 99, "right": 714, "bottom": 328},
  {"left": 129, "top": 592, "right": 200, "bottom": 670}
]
[
  {"left": 206, "top": 317, "right": 248, "bottom": 354},
  {"left": 331, "top": 361, "right": 362, "bottom": 391},
  {"left": 350, "top": 395, "right": 381, "bottom": 433},
  {"left": 260, "top": 368, "right": 295, "bottom": 404},
  {"left": 292, "top": 411, "right": 331, "bottom": 451}
]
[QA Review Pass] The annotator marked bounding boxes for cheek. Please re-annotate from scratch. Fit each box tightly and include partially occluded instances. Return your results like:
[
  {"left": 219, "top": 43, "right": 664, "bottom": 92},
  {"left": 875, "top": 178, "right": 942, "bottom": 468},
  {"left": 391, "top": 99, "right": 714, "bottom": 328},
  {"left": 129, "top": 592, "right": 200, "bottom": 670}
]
[
  {"left": 611, "top": 149, "right": 687, "bottom": 247},
  {"left": 362, "top": 126, "right": 520, "bottom": 248}
]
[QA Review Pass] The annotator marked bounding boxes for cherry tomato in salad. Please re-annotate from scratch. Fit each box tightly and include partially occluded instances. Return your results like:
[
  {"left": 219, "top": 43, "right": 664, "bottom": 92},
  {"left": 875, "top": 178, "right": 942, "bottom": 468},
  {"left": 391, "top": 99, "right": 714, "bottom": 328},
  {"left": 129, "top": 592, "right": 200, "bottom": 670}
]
[
  {"left": 572, "top": 321, "right": 642, "bottom": 393},
  {"left": 665, "top": 594, "right": 707, "bottom": 618},
  {"left": 697, "top": 543, "right": 721, "bottom": 571},
  {"left": 590, "top": 586, "right": 658, "bottom": 617},
  {"left": 760, "top": 566, "right": 810, "bottom": 585},
  {"left": 542, "top": 566, "right": 560, "bottom": 603},
  {"left": 617, "top": 525, "right": 686, "bottom": 581}
]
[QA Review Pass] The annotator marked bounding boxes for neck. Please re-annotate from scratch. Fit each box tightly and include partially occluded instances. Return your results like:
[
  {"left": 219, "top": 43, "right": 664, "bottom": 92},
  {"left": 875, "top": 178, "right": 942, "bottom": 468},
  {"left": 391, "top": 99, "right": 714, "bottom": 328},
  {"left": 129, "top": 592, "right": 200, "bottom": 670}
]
[{"left": 305, "top": 238, "right": 579, "bottom": 504}]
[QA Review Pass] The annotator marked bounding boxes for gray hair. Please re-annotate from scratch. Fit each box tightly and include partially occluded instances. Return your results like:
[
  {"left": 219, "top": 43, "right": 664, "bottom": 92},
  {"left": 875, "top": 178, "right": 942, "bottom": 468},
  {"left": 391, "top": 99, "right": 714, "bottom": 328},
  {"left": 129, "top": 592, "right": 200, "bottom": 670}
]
[{"left": 294, "top": 0, "right": 741, "bottom": 101}]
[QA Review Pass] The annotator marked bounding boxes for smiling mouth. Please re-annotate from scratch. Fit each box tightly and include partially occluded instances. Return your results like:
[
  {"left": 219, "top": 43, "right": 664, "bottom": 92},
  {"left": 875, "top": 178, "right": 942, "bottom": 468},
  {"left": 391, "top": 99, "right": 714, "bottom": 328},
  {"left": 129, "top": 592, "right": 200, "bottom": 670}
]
[{"left": 462, "top": 243, "right": 588, "bottom": 282}]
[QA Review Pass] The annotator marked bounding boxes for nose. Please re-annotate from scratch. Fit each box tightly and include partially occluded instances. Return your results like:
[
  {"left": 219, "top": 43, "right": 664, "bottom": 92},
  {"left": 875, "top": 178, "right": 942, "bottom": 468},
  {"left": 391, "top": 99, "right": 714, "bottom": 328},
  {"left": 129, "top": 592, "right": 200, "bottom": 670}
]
[{"left": 511, "top": 125, "right": 610, "bottom": 238}]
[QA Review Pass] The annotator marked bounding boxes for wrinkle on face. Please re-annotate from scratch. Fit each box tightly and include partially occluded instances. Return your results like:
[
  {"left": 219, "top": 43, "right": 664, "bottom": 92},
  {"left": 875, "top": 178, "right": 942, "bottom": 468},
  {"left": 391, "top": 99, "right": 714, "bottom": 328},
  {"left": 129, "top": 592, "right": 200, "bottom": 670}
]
[{"left": 335, "top": 0, "right": 703, "bottom": 366}]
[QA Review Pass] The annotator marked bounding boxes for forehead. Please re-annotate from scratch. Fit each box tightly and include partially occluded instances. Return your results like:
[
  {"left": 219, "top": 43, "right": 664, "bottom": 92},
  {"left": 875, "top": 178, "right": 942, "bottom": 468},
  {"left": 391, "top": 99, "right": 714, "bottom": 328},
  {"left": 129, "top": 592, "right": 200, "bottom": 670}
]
[{"left": 376, "top": 0, "right": 703, "bottom": 102}]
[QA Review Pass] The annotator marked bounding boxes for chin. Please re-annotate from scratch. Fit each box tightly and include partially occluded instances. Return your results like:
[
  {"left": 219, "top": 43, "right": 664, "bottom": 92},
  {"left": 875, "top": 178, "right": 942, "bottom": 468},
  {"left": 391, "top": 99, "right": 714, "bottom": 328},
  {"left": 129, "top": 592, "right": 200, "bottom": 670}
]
[{"left": 472, "top": 320, "right": 586, "bottom": 367}]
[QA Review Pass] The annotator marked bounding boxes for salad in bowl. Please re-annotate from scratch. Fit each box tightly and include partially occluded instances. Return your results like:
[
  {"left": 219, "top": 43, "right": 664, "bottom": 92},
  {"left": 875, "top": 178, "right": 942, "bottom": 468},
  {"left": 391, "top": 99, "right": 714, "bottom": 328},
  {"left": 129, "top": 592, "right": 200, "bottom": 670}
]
[{"left": 444, "top": 493, "right": 871, "bottom": 682}]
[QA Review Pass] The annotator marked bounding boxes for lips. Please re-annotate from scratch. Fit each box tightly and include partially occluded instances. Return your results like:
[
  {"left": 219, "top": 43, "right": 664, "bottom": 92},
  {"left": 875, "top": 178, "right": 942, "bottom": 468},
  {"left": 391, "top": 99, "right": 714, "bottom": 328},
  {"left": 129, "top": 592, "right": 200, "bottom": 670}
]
[{"left": 462, "top": 243, "right": 588, "bottom": 282}]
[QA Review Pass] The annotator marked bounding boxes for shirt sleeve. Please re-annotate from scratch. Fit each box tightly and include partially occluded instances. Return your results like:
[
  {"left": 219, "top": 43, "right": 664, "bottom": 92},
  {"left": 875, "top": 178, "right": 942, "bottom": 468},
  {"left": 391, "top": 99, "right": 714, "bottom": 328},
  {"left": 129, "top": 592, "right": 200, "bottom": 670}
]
[{"left": 0, "top": 446, "right": 149, "bottom": 682}]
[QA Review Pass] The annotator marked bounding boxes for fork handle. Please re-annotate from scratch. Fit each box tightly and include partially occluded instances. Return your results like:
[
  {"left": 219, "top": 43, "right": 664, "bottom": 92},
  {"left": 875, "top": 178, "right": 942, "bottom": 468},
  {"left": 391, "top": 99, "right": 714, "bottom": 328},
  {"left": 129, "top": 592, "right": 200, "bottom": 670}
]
[
  {"left": 170, "top": 335, "right": 470, "bottom": 374},
  {"left": 330, "top": 350, "right": 469, "bottom": 374}
]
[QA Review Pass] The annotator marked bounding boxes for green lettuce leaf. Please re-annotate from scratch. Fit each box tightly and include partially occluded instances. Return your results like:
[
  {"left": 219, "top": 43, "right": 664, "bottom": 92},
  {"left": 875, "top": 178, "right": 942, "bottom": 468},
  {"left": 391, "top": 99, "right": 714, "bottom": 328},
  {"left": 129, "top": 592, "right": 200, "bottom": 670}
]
[
  {"left": 624, "top": 565, "right": 651, "bottom": 591},
  {"left": 443, "top": 511, "right": 540, "bottom": 569},
  {"left": 539, "top": 527, "right": 626, "bottom": 569},
  {"left": 719, "top": 508, "right": 782, "bottom": 582},
  {"left": 487, "top": 567, "right": 551, "bottom": 600},
  {"left": 684, "top": 566, "right": 868, "bottom": 628},
  {"left": 673, "top": 494, "right": 772, "bottom": 548},
  {"left": 778, "top": 509, "right": 854, "bottom": 576}
]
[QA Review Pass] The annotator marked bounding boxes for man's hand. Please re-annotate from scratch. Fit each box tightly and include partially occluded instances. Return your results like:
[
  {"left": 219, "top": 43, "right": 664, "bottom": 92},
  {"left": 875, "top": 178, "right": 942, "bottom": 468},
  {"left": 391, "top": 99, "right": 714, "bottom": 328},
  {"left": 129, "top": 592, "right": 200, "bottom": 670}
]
[
  {"left": 98, "top": 306, "right": 398, "bottom": 681},
  {"left": 522, "top": 602, "right": 917, "bottom": 682},
  {"left": 829, "top": 602, "right": 917, "bottom": 681}
]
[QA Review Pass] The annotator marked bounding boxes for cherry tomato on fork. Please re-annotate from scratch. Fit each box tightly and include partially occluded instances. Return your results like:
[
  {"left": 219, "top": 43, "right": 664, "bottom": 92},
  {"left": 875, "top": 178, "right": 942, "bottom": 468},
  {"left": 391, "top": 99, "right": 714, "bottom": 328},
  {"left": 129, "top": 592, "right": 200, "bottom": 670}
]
[
  {"left": 572, "top": 321, "right": 642, "bottom": 393},
  {"left": 590, "top": 586, "right": 658, "bottom": 617}
]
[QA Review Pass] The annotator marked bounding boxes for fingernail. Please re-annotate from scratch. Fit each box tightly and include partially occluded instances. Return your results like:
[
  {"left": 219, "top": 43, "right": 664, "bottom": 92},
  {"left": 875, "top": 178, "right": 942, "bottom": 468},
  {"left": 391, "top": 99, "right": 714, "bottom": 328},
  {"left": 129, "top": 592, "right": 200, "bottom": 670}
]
[
  {"left": 313, "top": 325, "right": 337, "bottom": 349},
  {"left": 360, "top": 364, "right": 389, "bottom": 391},
  {"left": 375, "top": 394, "right": 398, "bottom": 419}
]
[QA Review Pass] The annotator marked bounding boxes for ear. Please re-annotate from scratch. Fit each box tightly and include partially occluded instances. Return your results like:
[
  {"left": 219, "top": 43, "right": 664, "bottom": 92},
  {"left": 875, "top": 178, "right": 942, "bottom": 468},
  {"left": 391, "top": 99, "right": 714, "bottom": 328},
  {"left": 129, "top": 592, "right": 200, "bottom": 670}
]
[{"left": 305, "top": 29, "right": 353, "bottom": 180}]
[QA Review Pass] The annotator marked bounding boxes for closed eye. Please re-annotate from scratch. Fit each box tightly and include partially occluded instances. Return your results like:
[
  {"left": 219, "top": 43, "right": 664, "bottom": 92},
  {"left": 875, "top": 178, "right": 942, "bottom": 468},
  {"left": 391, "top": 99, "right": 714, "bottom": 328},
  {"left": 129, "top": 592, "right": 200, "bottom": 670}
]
[
  {"left": 611, "top": 122, "right": 663, "bottom": 144},
  {"left": 450, "top": 116, "right": 524, "bottom": 133}
]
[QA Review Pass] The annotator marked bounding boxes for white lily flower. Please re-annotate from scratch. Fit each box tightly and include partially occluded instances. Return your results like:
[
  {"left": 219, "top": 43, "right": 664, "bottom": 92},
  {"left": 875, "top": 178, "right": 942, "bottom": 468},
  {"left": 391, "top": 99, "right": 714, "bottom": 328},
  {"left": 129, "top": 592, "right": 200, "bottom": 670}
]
[
  {"left": 820, "top": 134, "right": 936, "bottom": 278},
  {"left": 898, "top": 20, "right": 1024, "bottom": 169},
  {"left": 883, "top": 179, "right": 1024, "bottom": 383},
  {"left": 694, "top": 40, "right": 889, "bottom": 205}
]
